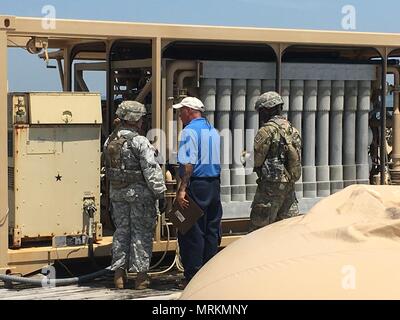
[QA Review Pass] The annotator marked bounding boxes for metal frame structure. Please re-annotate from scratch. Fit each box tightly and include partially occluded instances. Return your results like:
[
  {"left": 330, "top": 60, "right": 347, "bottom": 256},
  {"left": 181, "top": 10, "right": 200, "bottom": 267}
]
[{"left": 1, "top": 15, "right": 400, "bottom": 274}]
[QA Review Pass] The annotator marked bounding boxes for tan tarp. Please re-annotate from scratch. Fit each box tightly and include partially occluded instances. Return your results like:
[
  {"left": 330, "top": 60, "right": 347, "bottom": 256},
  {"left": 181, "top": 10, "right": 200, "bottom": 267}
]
[{"left": 181, "top": 185, "right": 400, "bottom": 300}]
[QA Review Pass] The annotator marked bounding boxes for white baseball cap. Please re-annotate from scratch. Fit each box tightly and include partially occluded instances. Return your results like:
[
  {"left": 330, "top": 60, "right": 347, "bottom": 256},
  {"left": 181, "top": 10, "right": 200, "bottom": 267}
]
[{"left": 173, "top": 96, "right": 205, "bottom": 112}]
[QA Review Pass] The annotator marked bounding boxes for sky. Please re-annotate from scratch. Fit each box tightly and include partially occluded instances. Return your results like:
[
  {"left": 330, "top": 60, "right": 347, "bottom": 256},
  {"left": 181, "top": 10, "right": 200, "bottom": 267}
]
[{"left": 1, "top": 0, "right": 399, "bottom": 93}]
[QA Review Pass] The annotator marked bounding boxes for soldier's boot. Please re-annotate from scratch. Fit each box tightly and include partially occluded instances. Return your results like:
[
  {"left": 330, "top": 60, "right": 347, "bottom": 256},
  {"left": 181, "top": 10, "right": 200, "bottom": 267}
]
[
  {"left": 114, "top": 268, "right": 126, "bottom": 289},
  {"left": 135, "top": 272, "right": 150, "bottom": 290}
]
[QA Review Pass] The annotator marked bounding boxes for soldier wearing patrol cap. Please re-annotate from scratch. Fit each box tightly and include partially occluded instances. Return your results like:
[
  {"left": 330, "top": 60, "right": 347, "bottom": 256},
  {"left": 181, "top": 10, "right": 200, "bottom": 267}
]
[
  {"left": 104, "top": 101, "right": 166, "bottom": 289},
  {"left": 250, "top": 91, "right": 302, "bottom": 231}
]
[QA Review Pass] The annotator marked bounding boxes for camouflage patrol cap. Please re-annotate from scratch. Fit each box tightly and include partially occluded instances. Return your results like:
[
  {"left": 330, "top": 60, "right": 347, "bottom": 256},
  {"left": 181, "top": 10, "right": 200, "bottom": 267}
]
[
  {"left": 116, "top": 101, "right": 147, "bottom": 122},
  {"left": 255, "top": 91, "right": 284, "bottom": 111}
]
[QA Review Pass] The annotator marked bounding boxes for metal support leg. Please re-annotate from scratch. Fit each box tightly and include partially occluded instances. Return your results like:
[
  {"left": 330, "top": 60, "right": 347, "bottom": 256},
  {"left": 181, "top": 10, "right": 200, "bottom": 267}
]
[
  {"left": 106, "top": 41, "right": 113, "bottom": 136},
  {"left": 0, "top": 31, "right": 9, "bottom": 273},
  {"left": 389, "top": 66, "right": 400, "bottom": 184},
  {"left": 380, "top": 53, "right": 388, "bottom": 184},
  {"left": 272, "top": 44, "right": 285, "bottom": 94},
  {"left": 275, "top": 56, "right": 282, "bottom": 94}
]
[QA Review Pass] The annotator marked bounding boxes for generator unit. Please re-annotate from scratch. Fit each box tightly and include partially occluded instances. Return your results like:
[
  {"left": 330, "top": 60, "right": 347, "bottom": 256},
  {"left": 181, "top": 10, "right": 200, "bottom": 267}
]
[{"left": 7, "top": 92, "right": 103, "bottom": 248}]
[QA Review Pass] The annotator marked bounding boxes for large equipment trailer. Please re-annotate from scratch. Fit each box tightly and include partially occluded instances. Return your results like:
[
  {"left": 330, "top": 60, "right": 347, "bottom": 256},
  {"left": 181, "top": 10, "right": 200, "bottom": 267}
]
[{"left": 0, "top": 15, "right": 399, "bottom": 275}]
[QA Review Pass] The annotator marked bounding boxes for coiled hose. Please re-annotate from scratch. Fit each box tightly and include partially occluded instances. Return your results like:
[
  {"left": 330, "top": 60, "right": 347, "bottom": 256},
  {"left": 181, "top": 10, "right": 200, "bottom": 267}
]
[
  {"left": 0, "top": 267, "right": 112, "bottom": 287},
  {"left": 0, "top": 211, "right": 182, "bottom": 286}
]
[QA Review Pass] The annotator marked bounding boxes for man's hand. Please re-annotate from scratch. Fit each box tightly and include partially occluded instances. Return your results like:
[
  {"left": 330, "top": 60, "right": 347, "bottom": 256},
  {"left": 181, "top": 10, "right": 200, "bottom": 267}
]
[
  {"left": 176, "top": 164, "right": 193, "bottom": 210},
  {"left": 176, "top": 190, "right": 189, "bottom": 210}
]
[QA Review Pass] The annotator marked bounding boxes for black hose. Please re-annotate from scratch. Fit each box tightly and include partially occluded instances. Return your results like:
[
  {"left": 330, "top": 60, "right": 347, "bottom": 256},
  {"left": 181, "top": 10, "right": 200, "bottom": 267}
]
[
  {"left": 88, "top": 237, "right": 98, "bottom": 270},
  {"left": 87, "top": 234, "right": 100, "bottom": 270},
  {"left": 0, "top": 267, "right": 112, "bottom": 287}
]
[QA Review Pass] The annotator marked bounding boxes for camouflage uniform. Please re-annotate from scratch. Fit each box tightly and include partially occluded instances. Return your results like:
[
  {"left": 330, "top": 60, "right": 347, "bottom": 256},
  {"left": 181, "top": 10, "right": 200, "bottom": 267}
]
[
  {"left": 250, "top": 92, "right": 300, "bottom": 230},
  {"left": 104, "top": 101, "right": 166, "bottom": 273}
]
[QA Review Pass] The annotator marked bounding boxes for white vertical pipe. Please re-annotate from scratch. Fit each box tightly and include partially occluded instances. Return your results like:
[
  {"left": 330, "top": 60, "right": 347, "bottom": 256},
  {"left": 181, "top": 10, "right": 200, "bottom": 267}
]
[
  {"left": 316, "top": 80, "right": 331, "bottom": 197},
  {"left": 302, "top": 80, "right": 317, "bottom": 198},
  {"left": 262, "top": 80, "right": 275, "bottom": 95},
  {"left": 231, "top": 79, "right": 246, "bottom": 201},
  {"left": 245, "top": 79, "right": 260, "bottom": 201},
  {"left": 216, "top": 79, "right": 232, "bottom": 202},
  {"left": 330, "top": 80, "right": 345, "bottom": 193},
  {"left": 343, "top": 80, "right": 358, "bottom": 187},
  {"left": 281, "top": 80, "right": 290, "bottom": 119},
  {"left": 200, "top": 78, "right": 216, "bottom": 126},
  {"left": 356, "top": 80, "right": 371, "bottom": 185},
  {"left": 289, "top": 80, "right": 304, "bottom": 199}
]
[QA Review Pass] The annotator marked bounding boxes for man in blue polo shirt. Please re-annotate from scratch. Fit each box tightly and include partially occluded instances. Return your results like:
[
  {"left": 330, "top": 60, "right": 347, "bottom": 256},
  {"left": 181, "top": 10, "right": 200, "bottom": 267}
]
[{"left": 173, "top": 96, "right": 222, "bottom": 288}]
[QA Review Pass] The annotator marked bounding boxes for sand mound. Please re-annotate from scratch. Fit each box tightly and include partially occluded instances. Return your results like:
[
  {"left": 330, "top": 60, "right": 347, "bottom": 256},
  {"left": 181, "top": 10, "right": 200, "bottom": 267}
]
[{"left": 180, "top": 185, "right": 400, "bottom": 300}]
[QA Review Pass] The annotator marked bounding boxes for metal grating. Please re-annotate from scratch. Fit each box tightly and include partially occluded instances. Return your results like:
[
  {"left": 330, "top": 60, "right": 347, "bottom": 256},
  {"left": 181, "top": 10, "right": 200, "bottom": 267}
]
[
  {"left": 8, "top": 166, "right": 14, "bottom": 189},
  {"left": 7, "top": 130, "right": 13, "bottom": 157}
]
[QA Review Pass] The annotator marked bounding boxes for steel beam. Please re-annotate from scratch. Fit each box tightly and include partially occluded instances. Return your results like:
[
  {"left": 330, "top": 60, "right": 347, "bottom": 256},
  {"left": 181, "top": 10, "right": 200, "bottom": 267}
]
[
  {"left": 4, "top": 16, "right": 400, "bottom": 48},
  {"left": 0, "top": 31, "right": 9, "bottom": 273},
  {"left": 271, "top": 44, "right": 287, "bottom": 94},
  {"left": 105, "top": 40, "right": 113, "bottom": 136},
  {"left": 7, "top": 234, "right": 242, "bottom": 275}
]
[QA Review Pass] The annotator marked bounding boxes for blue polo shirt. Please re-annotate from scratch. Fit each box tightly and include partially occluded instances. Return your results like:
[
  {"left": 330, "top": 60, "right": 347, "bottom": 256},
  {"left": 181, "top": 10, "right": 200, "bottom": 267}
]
[{"left": 177, "top": 118, "right": 221, "bottom": 177}]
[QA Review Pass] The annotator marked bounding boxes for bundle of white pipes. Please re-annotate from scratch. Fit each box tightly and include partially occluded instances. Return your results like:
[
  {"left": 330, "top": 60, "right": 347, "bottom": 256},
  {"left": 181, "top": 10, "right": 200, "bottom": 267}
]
[{"left": 195, "top": 61, "right": 375, "bottom": 219}]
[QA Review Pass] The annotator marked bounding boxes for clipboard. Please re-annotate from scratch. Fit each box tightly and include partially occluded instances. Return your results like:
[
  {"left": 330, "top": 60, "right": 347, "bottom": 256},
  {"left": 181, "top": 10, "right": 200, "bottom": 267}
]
[{"left": 166, "top": 194, "right": 204, "bottom": 235}]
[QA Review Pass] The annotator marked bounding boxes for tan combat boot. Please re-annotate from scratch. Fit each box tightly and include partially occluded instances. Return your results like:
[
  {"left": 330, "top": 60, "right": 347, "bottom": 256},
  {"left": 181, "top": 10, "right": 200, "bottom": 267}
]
[
  {"left": 135, "top": 272, "right": 150, "bottom": 290},
  {"left": 114, "top": 268, "right": 126, "bottom": 289}
]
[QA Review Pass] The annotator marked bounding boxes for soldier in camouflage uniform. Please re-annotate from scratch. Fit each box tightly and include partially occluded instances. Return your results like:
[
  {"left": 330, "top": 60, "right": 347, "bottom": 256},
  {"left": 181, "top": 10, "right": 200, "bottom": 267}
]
[
  {"left": 250, "top": 91, "right": 301, "bottom": 231},
  {"left": 104, "top": 101, "right": 166, "bottom": 289}
]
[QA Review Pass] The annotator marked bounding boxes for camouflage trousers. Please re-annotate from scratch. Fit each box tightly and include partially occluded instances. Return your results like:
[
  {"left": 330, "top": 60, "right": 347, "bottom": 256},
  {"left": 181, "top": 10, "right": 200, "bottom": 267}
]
[
  {"left": 110, "top": 198, "right": 157, "bottom": 273},
  {"left": 250, "top": 181, "right": 299, "bottom": 231}
]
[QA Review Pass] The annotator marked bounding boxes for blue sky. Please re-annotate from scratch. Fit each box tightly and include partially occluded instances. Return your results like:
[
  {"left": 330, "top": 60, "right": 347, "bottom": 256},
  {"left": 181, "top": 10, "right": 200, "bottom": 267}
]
[
  {"left": 1, "top": 0, "right": 399, "bottom": 31},
  {"left": 1, "top": 0, "right": 399, "bottom": 93}
]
